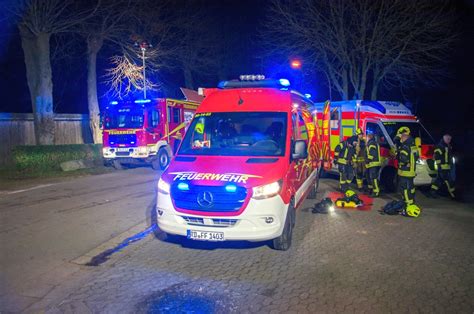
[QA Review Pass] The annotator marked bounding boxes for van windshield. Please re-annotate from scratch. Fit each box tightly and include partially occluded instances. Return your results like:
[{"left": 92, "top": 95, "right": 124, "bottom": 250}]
[
  {"left": 382, "top": 121, "right": 434, "bottom": 144},
  {"left": 179, "top": 112, "right": 287, "bottom": 156}
]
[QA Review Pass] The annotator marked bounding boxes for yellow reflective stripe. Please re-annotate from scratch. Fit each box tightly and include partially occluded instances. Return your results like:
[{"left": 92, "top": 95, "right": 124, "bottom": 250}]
[
  {"left": 398, "top": 169, "right": 415, "bottom": 177},
  {"left": 434, "top": 148, "right": 442, "bottom": 154},
  {"left": 367, "top": 161, "right": 381, "bottom": 167},
  {"left": 444, "top": 148, "right": 448, "bottom": 164},
  {"left": 400, "top": 150, "right": 409, "bottom": 155},
  {"left": 373, "top": 179, "right": 379, "bottom": 193},
  {"left": 431, "top": 185, "right": 439, "bottom": 190},
  {"left": 436, "top": 160, "right": 441, "bottom": 164},
  {"left": 341, "top": 119, "right": 355, "bottom": 126},
  {"left": 368, "top": 145, "right": 377, "bottom": 150},
  {"left": 338, "top": 159, "right": 348, "bottom": 165},
  {"left": 440, "top": 164, "right": 451, "bottom": 170}
]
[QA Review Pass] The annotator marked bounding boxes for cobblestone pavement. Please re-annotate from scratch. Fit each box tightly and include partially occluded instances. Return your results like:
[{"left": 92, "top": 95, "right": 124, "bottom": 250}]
[{"left": 29, "top": 179, "right": 474, "bottom": 313}]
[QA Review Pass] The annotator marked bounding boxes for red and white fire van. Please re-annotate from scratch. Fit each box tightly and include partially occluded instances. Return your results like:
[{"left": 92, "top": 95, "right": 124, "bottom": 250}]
[
  {"left": 314, "top": 100, "right": 436, "bottom": 191},
  {"left": 102, "top": 96, "right": 200, "bottom": 170},
  {"left": 156, "top": 76, "right": 321, "bottom": 250}
]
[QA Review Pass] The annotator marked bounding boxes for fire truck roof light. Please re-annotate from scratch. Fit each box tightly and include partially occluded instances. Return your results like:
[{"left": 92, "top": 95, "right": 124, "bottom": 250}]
[
  {"left": 239, "top": 74, "right": 265, "bottom": 81},
  {"left": 198, "top": 87, "right": 205, "bottom": 96},
  {"left": 279, "top": 78, "right": 290, "bottom": 87},
  {"left": 109, "top": 101, "right": 118, "bottom": 105},
  {"left": 177, "top": 182, "right": 190, "bottom": 191},
  {"left": 134, "top": 99, "right": 151, "bottom": 104}
]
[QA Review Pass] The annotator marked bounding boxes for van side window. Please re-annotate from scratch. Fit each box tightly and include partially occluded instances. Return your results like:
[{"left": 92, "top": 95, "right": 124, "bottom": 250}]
[
  {"left": 366, "top": 122, "right": 390, "bottom": 148},
  {"left": 292, "top": 112, "right": 308, "bottom": 142},
  {"left": 330, "top": 108, "right": 339, "bottom": 130}
]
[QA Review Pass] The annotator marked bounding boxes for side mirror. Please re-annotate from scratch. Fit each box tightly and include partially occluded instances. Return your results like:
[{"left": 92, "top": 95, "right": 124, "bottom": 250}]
[{"left": 292, "top": 140, "right": 308, "bottom": 160}]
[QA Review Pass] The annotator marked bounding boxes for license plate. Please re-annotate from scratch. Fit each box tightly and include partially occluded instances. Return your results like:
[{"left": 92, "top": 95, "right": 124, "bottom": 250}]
[
  {"left": 116, "top": 147, "right": 131, "bottom": 152},
  {"left": 187, "top": 230, "right": 224, "bottom": 241}
]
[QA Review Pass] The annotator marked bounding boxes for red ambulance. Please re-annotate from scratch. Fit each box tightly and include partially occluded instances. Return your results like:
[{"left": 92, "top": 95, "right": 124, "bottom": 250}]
[
  {"left": 156, "top": 76, "right": 321, "bottom": 250},
  {"left": 102, "top": 97, "right": 200, "bottom": 170},
  {"left": 314, "top": 100, "right": 436, "bottom": 191}
]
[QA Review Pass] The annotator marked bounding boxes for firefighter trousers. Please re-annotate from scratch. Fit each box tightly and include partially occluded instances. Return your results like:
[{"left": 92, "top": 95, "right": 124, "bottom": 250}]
[
  {"left": 339, "top": 164, "right": 354, "bottom": 192},
  {"left": 367, "top": 166, "right": 380, "bottom": 196},
  {"left": 355, "top": 162, "right": 366, "bottom": 189},
  {"left": 399, "top": 176, "right": 415, "bottom": 205},
  {"left": 431, "top": 169, "right": 455, "bottom": 197}
]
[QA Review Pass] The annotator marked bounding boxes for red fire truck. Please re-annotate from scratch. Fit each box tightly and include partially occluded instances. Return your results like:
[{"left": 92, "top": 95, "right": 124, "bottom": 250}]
[
  {"left": 313, "top": 100, "right": 436, "bottom": 191},
  {"left": 102, "top": 97, "right": 200, "bottom": 170}
]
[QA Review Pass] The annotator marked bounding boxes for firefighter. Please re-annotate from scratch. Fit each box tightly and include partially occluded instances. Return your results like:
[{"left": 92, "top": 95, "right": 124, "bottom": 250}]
[
  {"left": 354, "top": 128, "right": 367, "bottom": 190},
  {"left": 429, "top": 134, "right": 455, "bottom": 199},
  {"left": 396, "top": 127, "right": 419, "bottom": 206},
  {"left": 335, "top": 136, "right": 357, "bottom": 192},
  {"left": 365, "top": 130, "right": 381, "bottom": 197}
]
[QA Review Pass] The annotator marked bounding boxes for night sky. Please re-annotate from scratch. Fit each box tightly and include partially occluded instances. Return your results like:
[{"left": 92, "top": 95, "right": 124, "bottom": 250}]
[{"left": 0, "top": 0, "right": 472, "bottom": 144}]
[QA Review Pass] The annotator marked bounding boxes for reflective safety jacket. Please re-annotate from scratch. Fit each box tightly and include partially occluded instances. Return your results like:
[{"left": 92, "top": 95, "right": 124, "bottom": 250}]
[
  {"left": 365, "top": 138, "right": 381, "bottom": 168},
  {"left": 434, "top": 140, "right": 453, "bottom": 170},
  {"left": 397, "top": 137, "right": 419, "bottom": 177},
  {"left": 335, "top": 140, "right": 355, "bottom": 165}
]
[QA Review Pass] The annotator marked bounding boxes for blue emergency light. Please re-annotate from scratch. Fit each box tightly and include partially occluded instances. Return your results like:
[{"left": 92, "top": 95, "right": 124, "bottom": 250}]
[
  {"left": 177, "top": 182, "right": 190, "bottom": 191},
  {"left": 134, "top": 99, "right": 151, "bottom": 104},
  {"left": 109, "top": 101, "right": 118, "bottom": 105},
  {"left": 304, "top": 93, "right": 312, "bottom": 99},
  {"left": 225, "top": 185, "right": 237, "bottom": 192},
  {"left": 279, "top": 79, "right": 290, "bottom": 87}
]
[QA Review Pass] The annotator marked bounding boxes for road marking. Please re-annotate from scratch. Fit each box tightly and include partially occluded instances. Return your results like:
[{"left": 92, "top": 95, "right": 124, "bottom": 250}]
[{"left": 0, "top": 183, "right": 56, "bottom": 195}]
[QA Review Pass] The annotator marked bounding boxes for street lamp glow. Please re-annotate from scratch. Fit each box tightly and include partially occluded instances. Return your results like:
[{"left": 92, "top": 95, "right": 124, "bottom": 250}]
[{"left": 290, "top": 59, "right": 302, "bottom": 69}]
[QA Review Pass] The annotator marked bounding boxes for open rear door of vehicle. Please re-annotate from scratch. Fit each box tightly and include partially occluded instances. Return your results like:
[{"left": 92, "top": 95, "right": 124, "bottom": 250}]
[{"left": 321, "top": 100, "right": 332, "bottom": 171}]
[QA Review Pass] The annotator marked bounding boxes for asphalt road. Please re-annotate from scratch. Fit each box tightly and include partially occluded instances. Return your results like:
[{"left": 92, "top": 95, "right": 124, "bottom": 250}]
[{"left": 1, "top": 167, "right": 473, "bottom": 313}]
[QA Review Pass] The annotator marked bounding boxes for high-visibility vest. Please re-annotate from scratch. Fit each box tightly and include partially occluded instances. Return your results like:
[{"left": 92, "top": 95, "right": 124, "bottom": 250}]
[
  {"left": 434, "top": 142, "right": 453, "bottom": 170},
  {"left": 366, "top": 138, "right": 381, "bottom": 168}
]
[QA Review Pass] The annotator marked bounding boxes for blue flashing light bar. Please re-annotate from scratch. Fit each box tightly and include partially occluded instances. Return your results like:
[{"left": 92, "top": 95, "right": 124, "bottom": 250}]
[
  {"left": 109, "top": 101, "right": 118, "bottom": 105},
  {"left": 304, "top": 93, "right": 312, "bottom": 99},
  {"left": 225, "top": 185, "right": 237, "bottom": 193},
  {"left": 177, "top": 182, "right": 190, "bottom": 191},
  {"left": 279, "top": 78, "right": 290, "bottom": 87},
  {"left": 134, "top": 99, "right": 151, "bottom": 104}
]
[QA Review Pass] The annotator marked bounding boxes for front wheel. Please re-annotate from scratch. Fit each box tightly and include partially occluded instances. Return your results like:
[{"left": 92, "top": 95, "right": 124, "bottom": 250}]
[
  {"left": 271, "top": 203, "right": 295, "bottom": 251},
  {"left": 153, "top": 148, "right": 170, "bottom": 170}
]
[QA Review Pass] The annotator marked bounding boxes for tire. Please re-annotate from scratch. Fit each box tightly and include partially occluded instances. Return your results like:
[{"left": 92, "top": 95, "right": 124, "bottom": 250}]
[
  {"left": 112, "top": 159, "right": 123, "bottom": 170},
  {"left": 381, "top": 167, "right": 397, "bottom": 192},
  {"left": 155, "top": 148, "right": 170, "bottom": 170},
  {"left": 272, "top": 202, "right": 295, "bottom": 251}
]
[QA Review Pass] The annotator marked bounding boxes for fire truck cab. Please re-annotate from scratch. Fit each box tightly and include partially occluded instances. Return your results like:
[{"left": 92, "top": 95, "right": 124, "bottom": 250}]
[
  {"left": 156, "top": 76, "right": 321, "bottom": 250},
  {"left": 314, "top": 100, "right": 436, "bottom": 191},
  {"left": 102, "top": 98, "right": 200, "bottom": 170}
]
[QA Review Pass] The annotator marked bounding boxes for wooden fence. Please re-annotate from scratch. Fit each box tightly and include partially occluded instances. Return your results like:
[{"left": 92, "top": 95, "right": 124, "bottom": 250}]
[{"left": 0, "top": 113, "right": 93, "bottom": 166}]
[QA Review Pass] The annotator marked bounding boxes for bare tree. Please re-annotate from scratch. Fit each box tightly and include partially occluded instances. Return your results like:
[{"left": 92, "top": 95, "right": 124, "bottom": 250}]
[
  {"left": 102, "top": 0, "right": 175, "bottom": 99},
  {"left": 262, "top": 0, "right": 456, "bottom": 100},
  {"left": 78, "top": 0, "right": 135, "bottom": 143},
  {"left": 14, "top": 0, "right": 98, "bottom": 144}
]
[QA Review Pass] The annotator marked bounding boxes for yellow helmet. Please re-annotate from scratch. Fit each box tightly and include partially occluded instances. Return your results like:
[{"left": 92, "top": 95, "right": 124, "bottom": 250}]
[
  {"left": 397, "top": 126, "right": 410, "bottom": 136},
  {"left": 356, "top": 128, "right": 363, "bottom": 135},
  {"left": 345, "top": 189, "right": 356, "bottom": 198},
  {"left": 405, "top": 204, "right": 421, "bottom": 217},
  {"left": 195, "top": 122, "right": 204, "bottom": 134}
]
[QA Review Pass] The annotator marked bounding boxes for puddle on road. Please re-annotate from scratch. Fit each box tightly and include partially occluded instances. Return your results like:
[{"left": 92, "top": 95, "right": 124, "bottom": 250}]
[
  {"left": 86, "top": 225, "right": 157, "bottom": 266},
  {"left": 137, "top": 283, "right": 236, "bottom": 314}
]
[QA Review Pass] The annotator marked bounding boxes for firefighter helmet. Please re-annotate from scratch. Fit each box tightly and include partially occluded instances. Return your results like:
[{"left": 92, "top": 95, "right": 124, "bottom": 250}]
[
  {"left": 356, "top": 128, "right": 363, "bottom": 135},
  {"left": 345, "top": 189, "right": 356, "bottom": 198},
  {"left": 404, "top": 204, "right": 421, "bottom": 217},
  {"left": 397, "top": 126, "right": 410, "bottom": 136},
  {"left": 195, "top": 122, "right": 204, "bottom": 134}
]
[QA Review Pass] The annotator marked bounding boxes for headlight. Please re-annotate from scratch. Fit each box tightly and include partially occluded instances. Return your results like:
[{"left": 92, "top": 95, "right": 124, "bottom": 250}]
[
  {"left": 138, "top": 146, "right": 148, "bottom": 153},
  {"left": 157, "top": 178, "right": 170, "bottom": 194},
  {"left": 252, "top": 181, "right": 281, "bottom": 199}
]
